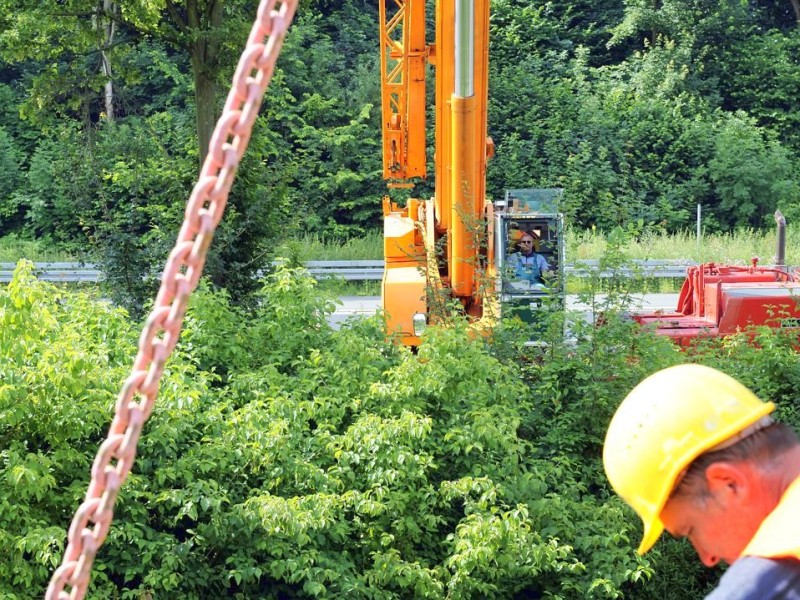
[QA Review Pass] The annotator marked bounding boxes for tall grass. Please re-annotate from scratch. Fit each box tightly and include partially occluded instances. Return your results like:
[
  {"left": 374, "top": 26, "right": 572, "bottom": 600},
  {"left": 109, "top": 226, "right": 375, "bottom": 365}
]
[
  {"left": 286, "top": 228, "right": 798, "bottom": 265},
  {"left": 3, "top": 226, "right": 796, "bottom": 265},
  {"left": 568, "top": 227, "right": 800, "bottom": 265},
  {"left": 292, "top": 227, "right": 797, "bottom": 265},
  {"left": 0, "top": 236, "right": 77, "bottom": 263},
  {"left": 275, "top": 231, "right": 384, "bottom": 262}
]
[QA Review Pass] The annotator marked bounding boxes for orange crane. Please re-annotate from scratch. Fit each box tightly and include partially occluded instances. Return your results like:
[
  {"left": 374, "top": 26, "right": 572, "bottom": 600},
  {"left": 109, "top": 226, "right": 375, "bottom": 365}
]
[{"left": 378, "top": 0, "right": 564, "bottom": 345}]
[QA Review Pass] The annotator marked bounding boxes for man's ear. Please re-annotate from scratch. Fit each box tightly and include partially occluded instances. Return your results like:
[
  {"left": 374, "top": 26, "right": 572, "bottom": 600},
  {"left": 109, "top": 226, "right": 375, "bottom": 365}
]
[{"left": 704, "top": 462, "right": 749, "bottom": 503}]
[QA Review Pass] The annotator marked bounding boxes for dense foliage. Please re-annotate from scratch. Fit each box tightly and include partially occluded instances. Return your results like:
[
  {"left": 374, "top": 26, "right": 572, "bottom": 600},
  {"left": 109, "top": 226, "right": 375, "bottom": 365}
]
[
  {"left": 2, "top": 261, "right": 799, "bottom": 598},
  {"left": 0, "top": 1, "right": 798, "bottom": 310}
]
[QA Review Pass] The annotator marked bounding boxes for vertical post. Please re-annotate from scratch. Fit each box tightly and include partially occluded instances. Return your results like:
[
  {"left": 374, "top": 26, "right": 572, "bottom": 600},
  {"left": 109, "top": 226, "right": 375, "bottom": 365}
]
[
  {"left": 696, "top": 203, "right": 701, "bottom": 256},
  {"left": 775, "top": 210, "right": 786, "bottom": 271}
]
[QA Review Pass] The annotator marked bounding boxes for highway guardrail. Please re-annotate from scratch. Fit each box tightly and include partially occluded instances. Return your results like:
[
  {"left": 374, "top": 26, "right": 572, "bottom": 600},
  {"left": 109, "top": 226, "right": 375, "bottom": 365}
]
[{"left": 1, "top": 259, "right": 701, "bottom": 283}]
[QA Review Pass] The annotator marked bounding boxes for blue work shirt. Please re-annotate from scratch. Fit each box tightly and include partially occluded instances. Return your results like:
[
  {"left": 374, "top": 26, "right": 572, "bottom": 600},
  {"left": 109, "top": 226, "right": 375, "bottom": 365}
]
[
  {"left": 706, "top": 557, "right": 800, "bottom": 599},
  {"left": 507, "top": 252, "right": 549, "bottom": 284}
]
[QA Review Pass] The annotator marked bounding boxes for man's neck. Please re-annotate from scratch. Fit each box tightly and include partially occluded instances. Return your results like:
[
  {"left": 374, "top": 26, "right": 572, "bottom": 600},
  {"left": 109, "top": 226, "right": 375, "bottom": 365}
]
[{"left": 777, "top": 446, "right": 800, "bottom": 494}]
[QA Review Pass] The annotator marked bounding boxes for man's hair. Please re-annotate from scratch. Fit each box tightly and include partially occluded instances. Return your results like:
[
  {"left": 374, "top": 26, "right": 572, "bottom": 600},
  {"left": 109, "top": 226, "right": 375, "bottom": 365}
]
[{"left": 673, "top": 422, "right": 799, "bottom": 498}]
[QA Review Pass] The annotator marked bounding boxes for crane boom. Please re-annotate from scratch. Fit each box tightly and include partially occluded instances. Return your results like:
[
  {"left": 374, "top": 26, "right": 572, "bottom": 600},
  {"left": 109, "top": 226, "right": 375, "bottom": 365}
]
[{"left": 378, "top": 0, "right": 427, "bottom": 181}]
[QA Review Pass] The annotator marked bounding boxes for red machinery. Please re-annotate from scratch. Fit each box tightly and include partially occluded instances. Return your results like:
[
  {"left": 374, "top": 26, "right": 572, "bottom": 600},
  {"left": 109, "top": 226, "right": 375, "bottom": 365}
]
[{"left": 633, "top": 212, "right": 800, "bottom": 346}]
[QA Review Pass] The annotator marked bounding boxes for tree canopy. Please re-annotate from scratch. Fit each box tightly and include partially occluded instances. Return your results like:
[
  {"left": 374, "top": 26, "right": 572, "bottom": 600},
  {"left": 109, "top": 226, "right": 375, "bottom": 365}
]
[{"left": 0, "top": 0, "right": 797, "bottom": 302}]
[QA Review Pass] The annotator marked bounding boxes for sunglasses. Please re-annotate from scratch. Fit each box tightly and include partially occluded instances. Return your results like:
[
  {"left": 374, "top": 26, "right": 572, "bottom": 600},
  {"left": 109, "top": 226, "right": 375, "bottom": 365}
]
[{"left": 519, "top": 240, "right": 533, "bottom": 244}]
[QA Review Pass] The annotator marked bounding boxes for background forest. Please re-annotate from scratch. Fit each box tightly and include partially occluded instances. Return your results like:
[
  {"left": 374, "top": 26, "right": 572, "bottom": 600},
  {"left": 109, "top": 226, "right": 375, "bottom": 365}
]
[
  {"left": 2, "top": 1, "right": 800, "bottom": 599},
  {"left": 0, "top": 0, "right": 798, "bottom": 309}
]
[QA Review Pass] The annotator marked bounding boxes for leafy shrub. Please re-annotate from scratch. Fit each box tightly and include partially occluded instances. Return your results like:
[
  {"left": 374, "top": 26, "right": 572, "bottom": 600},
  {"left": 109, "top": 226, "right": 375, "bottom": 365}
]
[
  {"left": 0, "top": 261, "right": 136, "bottom": 594},
  {"left": 2, "top": 264, "right": 798, "bottom": 598}
]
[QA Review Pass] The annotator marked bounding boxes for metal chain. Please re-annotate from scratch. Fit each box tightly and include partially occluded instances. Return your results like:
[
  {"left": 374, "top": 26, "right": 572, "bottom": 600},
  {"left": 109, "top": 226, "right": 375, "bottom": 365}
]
[{"left": 45, "top": 1, "right": 298, "bottom": 597}]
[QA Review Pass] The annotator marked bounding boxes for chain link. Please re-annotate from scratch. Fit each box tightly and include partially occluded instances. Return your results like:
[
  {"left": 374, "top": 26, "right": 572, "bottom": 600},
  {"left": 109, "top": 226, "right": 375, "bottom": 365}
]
[{"left": 45, "top": 1, "right": 298, "bottom": 597}]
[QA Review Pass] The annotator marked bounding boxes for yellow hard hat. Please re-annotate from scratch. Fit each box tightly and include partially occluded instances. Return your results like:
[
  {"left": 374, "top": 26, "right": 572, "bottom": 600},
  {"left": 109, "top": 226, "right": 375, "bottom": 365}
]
[{"left": 603, "top": 364, "right": 775, "bottom": 554}]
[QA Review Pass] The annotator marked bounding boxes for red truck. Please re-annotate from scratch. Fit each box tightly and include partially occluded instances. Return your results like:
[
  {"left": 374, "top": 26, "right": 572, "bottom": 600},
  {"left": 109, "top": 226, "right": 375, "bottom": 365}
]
[{"left": 633, "top": 212, "right": 800, "bottom": 346}]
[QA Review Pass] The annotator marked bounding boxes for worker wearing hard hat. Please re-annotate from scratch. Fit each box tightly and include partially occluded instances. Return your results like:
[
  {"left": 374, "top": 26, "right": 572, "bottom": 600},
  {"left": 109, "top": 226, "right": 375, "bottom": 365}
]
[{"left": 604, "top": 364, "right": 800, "bottom": 599}]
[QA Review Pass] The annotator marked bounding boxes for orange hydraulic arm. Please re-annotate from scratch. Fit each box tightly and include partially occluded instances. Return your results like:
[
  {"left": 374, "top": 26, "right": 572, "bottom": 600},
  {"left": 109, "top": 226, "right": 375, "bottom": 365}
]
[
  {"left": 435, "top": 0, "right": 490, "bottom": 297},
  {"left": 379, "top": 0, "right": 492, "bottom": 343}
]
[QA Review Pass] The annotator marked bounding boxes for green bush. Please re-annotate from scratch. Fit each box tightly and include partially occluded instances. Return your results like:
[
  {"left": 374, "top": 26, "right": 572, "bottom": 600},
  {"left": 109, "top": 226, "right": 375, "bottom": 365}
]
[{"left": 2, "top": 263, "right": 798, "bottom": 598}]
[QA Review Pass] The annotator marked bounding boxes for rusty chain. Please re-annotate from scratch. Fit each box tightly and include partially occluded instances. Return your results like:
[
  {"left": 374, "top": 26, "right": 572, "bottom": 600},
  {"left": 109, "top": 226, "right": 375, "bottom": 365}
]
[{"left": 45, "top": 1, "right": 298, "bottom": 598}]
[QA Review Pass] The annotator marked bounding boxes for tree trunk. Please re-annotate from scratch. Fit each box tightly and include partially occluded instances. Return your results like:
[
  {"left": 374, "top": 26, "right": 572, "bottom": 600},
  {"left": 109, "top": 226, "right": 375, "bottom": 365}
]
[
  {"left": 186, "top": 0, "right": 223, "bottom": 167},
  {"left": 192, "top": 52, "right": 217, "bottom": 166},
  {"left": 791, "top": 0, "right": 800, "bottom": 26},
  {"left": 94, "top": 0, "right": 117, "bottom": 122},
  {"left": 651, "top": 0, "right": 660, "bottom": 46},
  {"left": 82, "top": 93, "right": 94, "bottom": 141},
  {"left": 164, "top": 0, "right": 224, "bottom": 167},
  {"left": 101, "top": 0, "right": 117, "bottom": 122},
  {"left": 101, "top": 58, "right": 114, "bottom": 122}
]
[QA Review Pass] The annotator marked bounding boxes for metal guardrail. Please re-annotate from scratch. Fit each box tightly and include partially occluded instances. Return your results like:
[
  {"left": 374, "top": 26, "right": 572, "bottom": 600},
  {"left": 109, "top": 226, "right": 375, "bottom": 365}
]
[
  {"left": 565, "top": 259, "right": 697, "bottom": 279},
  {"left": 1, "top": 259, "right": 698, "bottom": 283},
  {"left": 304, "top": 259, "right": 698, "bottom": 280},
  {"left": 0, "top": 262, "right": 103, "bottom": 283},
  {"left": 306, "top": 260, "right": 386, "bottom": 280}
]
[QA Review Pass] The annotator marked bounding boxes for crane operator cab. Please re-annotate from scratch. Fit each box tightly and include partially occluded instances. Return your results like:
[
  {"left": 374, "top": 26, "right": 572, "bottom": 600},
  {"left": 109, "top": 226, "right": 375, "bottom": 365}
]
[{"left": 495, "top": 189, "right": 565, "bottom": 337}]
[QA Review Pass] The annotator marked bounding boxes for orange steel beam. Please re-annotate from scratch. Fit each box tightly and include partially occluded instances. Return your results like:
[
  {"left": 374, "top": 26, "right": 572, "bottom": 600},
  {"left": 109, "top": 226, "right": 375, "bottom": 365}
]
[{"left": 379, "top": 0, "right": 427, "bottom": 181}]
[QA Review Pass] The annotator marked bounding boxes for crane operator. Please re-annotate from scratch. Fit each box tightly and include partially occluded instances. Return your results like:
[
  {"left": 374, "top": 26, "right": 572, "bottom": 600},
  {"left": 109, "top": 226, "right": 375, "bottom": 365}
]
[{"left": 507, "top": 231, "right": 549, "bottom": 288}]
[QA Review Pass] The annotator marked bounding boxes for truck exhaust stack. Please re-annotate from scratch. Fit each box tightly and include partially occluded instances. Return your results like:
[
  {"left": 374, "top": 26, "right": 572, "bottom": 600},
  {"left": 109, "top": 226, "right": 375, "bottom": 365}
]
[{"left": 775, "top": 210, "right": 786, "bottom": 271}]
